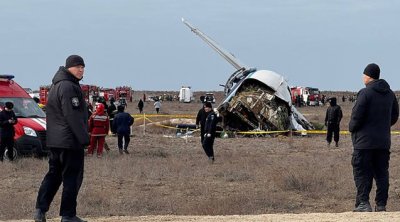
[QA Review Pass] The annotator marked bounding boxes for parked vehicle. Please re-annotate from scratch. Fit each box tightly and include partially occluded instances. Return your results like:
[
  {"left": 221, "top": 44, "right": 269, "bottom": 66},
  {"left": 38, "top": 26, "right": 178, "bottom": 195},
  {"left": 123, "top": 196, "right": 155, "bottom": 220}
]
[
  {"left": 179, "top": 86, "right": 194, "bottom": 103},
  {"left": 204, "top": 93, "right": 216, "bottom": 103},
  {"left": 0, "top": 75, "right": 47, "bottom": 159},
  {"left": 291, "top": 86, "right": 321, "bottom": 106}
]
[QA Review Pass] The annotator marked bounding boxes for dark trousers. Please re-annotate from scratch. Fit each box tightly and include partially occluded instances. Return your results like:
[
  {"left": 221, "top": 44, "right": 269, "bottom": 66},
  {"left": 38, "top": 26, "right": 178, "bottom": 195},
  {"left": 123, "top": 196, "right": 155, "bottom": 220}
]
[
  {"left": 156, "top": 108, "right": 160, "bottom": 114},
  {"left": 352, "top": 149, "right": 390, "bottom": 207},
  {"left": 110, "top": 120, "right": 114, "bottom": 134},
  {"left": 202, "top": 136, "right": 215, "bottom": 158},
  {"left": 118, "top": 133, "right": 130, "bottom": 150},
  {"left": 0, "top": 137, "right": 15, "bottom": 161},
  {"left": 326, "top": 123, "right": 340, "bottom": 143},
  {"left": 200, "top": 128, "right": 205, "bottom": 144},
  {"left": 36, "top": 148, "right": 84, "bottom": 217}
]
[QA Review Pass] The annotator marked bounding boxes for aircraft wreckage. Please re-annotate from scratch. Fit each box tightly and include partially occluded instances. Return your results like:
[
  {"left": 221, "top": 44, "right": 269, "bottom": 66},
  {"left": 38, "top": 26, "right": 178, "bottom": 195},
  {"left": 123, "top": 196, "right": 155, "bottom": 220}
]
[{"left": 182, "top": 19, "right": 314, "bottom": 132}]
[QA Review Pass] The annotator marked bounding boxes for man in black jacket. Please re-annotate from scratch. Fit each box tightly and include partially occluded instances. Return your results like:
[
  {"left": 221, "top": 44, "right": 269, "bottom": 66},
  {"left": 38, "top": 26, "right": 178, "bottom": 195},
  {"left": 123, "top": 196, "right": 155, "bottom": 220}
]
[
  {"left": 196, "top": 103, "right": 209, "bottom": 143},
  {"left": 325, "top": 97, "right": 343, "bottom": 147},
  {"left": 202, "top": 102, "right": 218, "bottom": 163},
  {"left": 34, "top": 55, "right": 89, "bottom": 222},
  {"left": 113, "top": 105, "right": 134, "bottom": 154},
  {"left": 349, "top": 63, "right": 399, "bottom": 212},
  {"left": 0, "top": 102, "right": 18, "bottom": 161}
]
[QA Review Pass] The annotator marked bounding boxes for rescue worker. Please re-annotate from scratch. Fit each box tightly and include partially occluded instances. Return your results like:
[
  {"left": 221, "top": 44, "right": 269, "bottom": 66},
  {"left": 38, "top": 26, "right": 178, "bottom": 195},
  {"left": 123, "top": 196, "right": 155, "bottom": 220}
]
[
  {"left": 87, "top": 103, "right": 109, "bottom": 157},
  {"left": 138, "top": 99, "right": 144, "bottom": 114},
  {"left": 113, "top": 105, "right": 134, "bottom": 154},
  {"left": 196, "top": 103, "right": 209, "bottom": 143},
  {"left": 202, "top": 102, "right": 218, "bottom": 163},
  {"left": 34, "top": 55, "right": 89, "bottom": 222},
  {"left": 349, "top": 63, "right": 399, "bottom": 212},
  {"left": 0, "top": 102, "right": 18, "bottom": 162},
  {"left": 325, "top": 97, "right": 343, "bottom": 147}
]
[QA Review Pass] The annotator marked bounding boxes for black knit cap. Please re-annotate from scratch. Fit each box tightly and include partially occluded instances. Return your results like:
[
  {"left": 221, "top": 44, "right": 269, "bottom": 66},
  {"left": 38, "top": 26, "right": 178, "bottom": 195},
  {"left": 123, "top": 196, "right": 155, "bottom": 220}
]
[
  {"left": 5, "top": 102, "right": 13, "bottom": 109},
  {"left": 65, "top": 55, "right": 85, "bottom": 68},
  {"left": 363, "top": 63, "right": 380, "bottom": 79},
  {"left": 204, "top": 102, "right": 212, "bottom": 108},
  {"left": 328, "top": 97, "right": 337, "bottom": 106}
]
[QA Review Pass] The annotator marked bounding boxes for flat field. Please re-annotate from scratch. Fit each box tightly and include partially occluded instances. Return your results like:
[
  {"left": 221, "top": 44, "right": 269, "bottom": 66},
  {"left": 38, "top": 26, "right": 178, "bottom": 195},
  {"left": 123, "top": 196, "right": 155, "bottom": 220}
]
[{"left": 1, "top": 91, "right": 400, "bottom": 221}]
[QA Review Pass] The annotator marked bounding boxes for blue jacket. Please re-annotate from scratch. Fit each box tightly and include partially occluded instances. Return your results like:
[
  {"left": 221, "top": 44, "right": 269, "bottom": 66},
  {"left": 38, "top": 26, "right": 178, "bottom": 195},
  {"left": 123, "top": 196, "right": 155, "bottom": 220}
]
[
  {"left": 349, "top": 79, "right": 399, "bottom": 150},
  {"left": 113, "top": 112, "right": 134, "bottom": 135}
]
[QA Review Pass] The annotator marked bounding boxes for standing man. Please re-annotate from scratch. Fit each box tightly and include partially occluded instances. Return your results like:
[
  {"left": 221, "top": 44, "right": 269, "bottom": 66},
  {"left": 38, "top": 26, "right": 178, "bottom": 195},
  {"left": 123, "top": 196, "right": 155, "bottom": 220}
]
[
  {"left": 325, "top": 97, "right": 343, "bottom": 147},
  {"left": 107, "top": 97, "right": 117, "bottom": 135},
  {"left": 202, "top": 102, "right": 218, "bottom": 163},
  {"left": 138, "top": 99, "right": 144, "bottom": 114},
  {"left": 113, "top": 105, "right": 134, "bottom": 154},
  {"left": 0, "top": 102, "right": 18, "bottom": 161},
  {"left": 34, "top": 55, "right": 89, "bottom": 222},
  {"left": 349, "top": 63, "right": 399, "bottom": 212},
  {"left": 196, "top": 103, "right": 209, "bottom": 144}
]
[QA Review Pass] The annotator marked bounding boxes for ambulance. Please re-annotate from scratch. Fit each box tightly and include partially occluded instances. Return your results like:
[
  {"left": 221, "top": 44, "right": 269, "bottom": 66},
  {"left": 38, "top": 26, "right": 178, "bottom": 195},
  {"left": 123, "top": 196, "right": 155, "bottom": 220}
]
[{"left": 0, "top": 75, "right": 47, "bottom": 159}]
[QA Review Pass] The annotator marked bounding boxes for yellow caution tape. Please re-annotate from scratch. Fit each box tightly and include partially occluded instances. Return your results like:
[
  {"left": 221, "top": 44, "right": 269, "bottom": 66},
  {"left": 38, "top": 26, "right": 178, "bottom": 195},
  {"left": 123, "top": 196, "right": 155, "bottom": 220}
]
[
  {"left": 132, "top": 114, "right": 195, "bottom": 118},
  {"left": 132, "top": 113, "right": 400, "bottom": 135}
]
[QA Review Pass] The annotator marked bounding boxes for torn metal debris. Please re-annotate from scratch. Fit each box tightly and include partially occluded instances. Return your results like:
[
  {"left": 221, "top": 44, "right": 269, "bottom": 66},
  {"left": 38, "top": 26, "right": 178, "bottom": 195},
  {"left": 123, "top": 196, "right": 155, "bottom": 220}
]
[{"left": 182, "top": 18, "right": 314, "bottom": 132}]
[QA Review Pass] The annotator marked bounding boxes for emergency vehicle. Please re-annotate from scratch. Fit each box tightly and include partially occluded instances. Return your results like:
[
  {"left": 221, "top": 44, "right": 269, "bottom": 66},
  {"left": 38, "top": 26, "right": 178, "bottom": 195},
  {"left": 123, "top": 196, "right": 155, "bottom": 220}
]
[
  {"left": 99, "top": 88, "right": 116, "bottom": 101},
  {"left": 178, "top": 86, "right": 194, "bottom": 103},
  {"left": 0, "top": 75, "right": 47, "bottom": 159},
  {"left": 291, "top": 86, "right": 321, "bottom": 106},
  {"left": 80, "top": 84, "right": 99, "bottom": 104},
  {"left": 39, "top": 85, "right": 51, "bottom": 105},
  {"left": 116, "top": 86, "right": 133, "bottom": 102}
]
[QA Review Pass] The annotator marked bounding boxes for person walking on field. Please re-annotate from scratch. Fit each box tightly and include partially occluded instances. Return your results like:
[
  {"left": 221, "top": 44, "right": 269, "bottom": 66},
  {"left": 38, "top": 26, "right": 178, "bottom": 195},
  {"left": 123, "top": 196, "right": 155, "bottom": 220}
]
[
  {"left": 0, "top": 102, "right": 18, "bottom": 162},
  {"left": 154, "top": 100, "right": 161, "bottom": 114},
  {"left": 138, "top": 99, "right": 144, "bottom": 114},
  {"left": 325, "top": 97, "right": 343, "bottom": 147},
  {"left": 196, "top": 103, "right": 209, "bottom": 144},
  {"left": 87, "top": 103, "right": 109, "bottom": 157},
  {"left": 201, "top": 102, "right": 218, "bottom": 163},
  {"left": 349, "top": 63, "right": 399, "bottom": 212},
  {"left": 34, "top": 55, "right": 89, "bottom": 222},
  {"left": 113, "top": 105, "right": 134, "bottom": 154}
]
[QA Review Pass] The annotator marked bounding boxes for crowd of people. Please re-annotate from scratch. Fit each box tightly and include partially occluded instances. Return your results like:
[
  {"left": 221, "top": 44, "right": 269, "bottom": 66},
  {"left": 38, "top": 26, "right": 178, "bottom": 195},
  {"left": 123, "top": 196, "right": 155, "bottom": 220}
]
[{"left": 0, "top": 55, "right": 396, "bottom": 221}]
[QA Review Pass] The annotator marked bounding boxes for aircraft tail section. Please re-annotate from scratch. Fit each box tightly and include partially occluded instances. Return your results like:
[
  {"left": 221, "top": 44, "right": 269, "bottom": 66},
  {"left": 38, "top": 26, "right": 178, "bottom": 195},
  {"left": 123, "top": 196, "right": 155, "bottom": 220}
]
[{"left": 182, "top": 18, "right": 247, "bottom": 71}]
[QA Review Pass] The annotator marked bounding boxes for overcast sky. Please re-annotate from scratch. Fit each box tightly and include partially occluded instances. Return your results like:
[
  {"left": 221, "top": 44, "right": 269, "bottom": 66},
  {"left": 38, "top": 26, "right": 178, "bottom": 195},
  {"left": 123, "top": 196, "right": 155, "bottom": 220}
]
[{"left": 1, "top": 0, "right": 399, "bottom": 92}]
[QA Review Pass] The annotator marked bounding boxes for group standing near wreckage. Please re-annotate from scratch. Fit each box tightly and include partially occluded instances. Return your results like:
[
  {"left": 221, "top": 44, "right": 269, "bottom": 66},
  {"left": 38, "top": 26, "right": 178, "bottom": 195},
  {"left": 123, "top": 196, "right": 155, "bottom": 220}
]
[{"left": 0, "top": 55, "right": 397, "bottom": 221}]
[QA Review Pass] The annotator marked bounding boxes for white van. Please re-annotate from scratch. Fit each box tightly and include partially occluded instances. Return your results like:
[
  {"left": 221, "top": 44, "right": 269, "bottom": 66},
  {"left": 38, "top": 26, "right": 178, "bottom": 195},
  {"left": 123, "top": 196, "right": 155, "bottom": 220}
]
[{"left": 178, "top": 86, "right": 194, "bottom": 103}]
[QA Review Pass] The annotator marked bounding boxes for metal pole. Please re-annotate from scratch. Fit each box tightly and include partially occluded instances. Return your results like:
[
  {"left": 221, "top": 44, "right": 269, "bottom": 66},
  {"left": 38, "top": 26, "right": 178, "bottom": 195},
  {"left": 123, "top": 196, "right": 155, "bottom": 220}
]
[
  {"left": 186, "top": 127, "right": 189, "bottom": 143},
  {"left": 143, "top": 112, "right": 146, "bottom": 136}
]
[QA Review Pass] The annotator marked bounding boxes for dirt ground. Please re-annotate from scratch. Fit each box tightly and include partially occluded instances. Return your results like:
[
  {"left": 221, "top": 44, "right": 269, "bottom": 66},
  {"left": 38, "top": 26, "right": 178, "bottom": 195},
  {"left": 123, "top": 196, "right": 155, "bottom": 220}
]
[
  {"left": 6, "top": 212, "right": 400, "bottom": 222},
  {"left": 2, "top": 91, "right": 400, "bottom": 222}
]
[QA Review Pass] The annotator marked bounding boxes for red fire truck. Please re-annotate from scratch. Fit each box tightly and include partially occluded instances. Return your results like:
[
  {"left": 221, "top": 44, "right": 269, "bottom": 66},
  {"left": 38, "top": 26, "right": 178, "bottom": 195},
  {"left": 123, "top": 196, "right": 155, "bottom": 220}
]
[
  {"left": 0, "top": 75, "right": 47, "bottom": 159},
  {"left": 39, "top": 85, "right": 51, "bottom": 105},
  {"left": 115, "top": 86, "right": 133, "bottom": 102},
  {"left": 80, "top": 84, "right": 99, "bottom": 104},
  {"left": 99, "top": 88, "right": 116, "bottom": 101},
  {"left": 291, "top": 86, "right": 321, "bottom": 106}
]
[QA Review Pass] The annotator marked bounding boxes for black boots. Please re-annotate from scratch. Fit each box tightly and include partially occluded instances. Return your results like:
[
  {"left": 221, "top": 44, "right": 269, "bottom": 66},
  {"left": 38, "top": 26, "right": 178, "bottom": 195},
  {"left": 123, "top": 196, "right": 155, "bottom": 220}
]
[
  {"left": 61, "top": 216, "right": 87, "bottom": 222},
  {"left": 353, "top": 201, "right": 372, "bottom": 212},
  {"left": 34, "top": 209, "right": 46, "bottom": 222}
]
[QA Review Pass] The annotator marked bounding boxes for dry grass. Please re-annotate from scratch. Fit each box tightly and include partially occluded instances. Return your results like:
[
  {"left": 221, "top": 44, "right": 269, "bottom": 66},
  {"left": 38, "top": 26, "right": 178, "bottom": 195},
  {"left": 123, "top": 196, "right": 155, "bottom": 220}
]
[{"left": 2, "top": 93, "right": 400, "bottom": 221}]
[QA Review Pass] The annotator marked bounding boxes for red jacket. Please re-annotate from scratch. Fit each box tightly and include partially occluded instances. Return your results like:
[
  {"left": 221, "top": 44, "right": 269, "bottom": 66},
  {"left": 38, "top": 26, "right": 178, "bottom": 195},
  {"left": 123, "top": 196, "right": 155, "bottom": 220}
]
[{"left": 89, "top": 104, "right": 110, "bottom": 136}]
